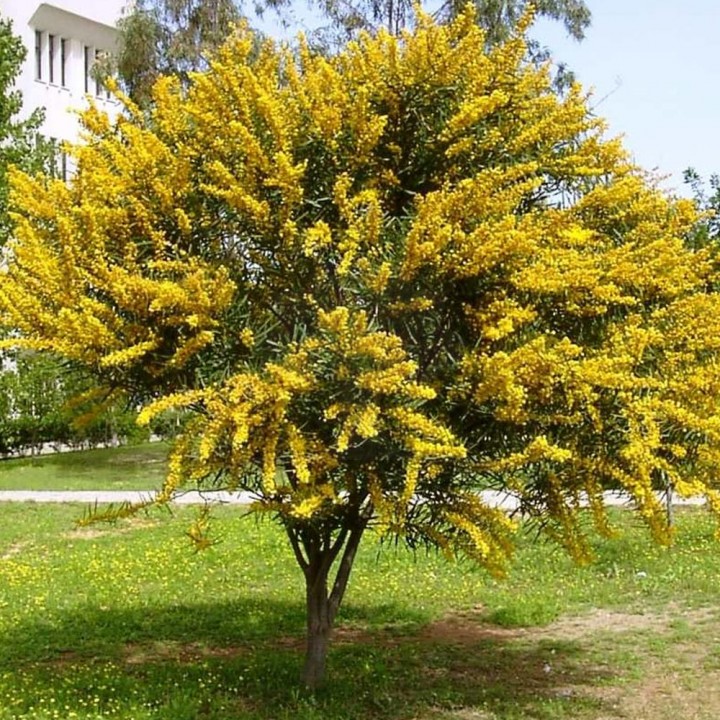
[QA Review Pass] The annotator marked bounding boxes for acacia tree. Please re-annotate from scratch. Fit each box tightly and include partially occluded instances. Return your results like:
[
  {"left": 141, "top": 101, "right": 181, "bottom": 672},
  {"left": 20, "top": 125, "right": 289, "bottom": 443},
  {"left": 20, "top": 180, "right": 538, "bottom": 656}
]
[{"left": 3, "top": 9, "right": 720, "bottom": 688}]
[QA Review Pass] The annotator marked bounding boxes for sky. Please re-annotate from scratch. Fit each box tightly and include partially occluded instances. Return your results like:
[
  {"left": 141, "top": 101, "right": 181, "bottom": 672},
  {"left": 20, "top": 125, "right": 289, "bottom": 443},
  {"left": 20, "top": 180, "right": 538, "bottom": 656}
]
[
  {"left": 531, "top": 0, "right": 720, "bottom": 196},
  {"left": 256, "top": 1, "right": 720, "bottom": 197}
]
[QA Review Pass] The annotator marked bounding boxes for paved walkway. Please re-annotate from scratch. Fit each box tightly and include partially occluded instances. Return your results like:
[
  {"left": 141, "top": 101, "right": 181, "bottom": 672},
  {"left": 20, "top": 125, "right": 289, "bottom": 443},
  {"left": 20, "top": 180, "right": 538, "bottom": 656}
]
[
  {"left": 0, "top": 490, "right": 259, "bottom": 504},
  {"left": 0, "top": 489, "right": 706, "bottom": 508}
]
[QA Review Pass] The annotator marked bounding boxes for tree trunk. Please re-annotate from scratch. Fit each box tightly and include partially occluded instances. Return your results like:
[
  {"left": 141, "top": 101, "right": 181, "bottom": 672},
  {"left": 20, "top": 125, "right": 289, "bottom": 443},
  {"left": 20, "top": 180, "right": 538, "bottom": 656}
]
[
  {"left": 302, "top": 573, "right": 332, "bottom": 689},
  {"left": 294, "top": 522, "right": 367, "bottom": 689}
]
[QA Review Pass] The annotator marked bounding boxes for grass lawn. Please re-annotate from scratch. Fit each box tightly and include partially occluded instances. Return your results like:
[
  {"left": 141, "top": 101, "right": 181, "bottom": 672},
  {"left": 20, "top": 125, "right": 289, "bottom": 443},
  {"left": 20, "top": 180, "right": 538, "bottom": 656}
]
[
  {"left": 1, "top": 500, "right": 720, "bottom": 719},
  {"left": 0, "top": 443, "right": 168, "bottom": 491}
]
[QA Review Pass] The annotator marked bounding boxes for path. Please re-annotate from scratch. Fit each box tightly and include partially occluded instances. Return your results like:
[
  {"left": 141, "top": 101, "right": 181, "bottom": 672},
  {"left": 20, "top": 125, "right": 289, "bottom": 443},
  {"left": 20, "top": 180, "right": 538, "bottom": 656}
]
[
  {"left": 0, "top": 489, "right": 707, "bottom": 507},
  {"left": 0, "top": 490, "right": 258, "bottom": 504}
]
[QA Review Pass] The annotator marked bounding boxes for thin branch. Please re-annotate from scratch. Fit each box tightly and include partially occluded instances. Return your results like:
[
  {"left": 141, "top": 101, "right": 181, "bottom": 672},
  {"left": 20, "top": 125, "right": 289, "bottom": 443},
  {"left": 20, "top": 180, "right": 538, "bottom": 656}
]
[
  {"left": 301, "top": 527, "right": 322, "bottom": 577},
  {"left": 328, "top": 522, "right": 366, "bottom": 621},
  {"left": 418, "top": 305, "right": 453, "bottom": 378},
  {"left": 320, "top": 525, "right": 349, "bottom": 578},
  {"left": 261, "top": 300, "right": 294, "bottom": 335},
  {"left": 431, "top": 0, "right": 453, "bottom": 21},
  {"left": 286, "top": 525, "right": 310, "bottom": 572}
]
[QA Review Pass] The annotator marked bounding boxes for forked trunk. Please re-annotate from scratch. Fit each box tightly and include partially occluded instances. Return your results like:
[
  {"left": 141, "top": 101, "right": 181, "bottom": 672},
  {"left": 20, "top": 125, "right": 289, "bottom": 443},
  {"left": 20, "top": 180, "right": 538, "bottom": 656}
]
[{"left": 293, "top": 523, "right": 366, "bottom": 689}]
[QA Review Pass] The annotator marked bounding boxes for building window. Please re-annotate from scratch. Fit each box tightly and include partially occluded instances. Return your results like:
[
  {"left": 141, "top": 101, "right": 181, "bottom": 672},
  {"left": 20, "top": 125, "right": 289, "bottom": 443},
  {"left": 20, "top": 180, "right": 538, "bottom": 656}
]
[
  {"left": 35, "top": 31, "right": 43, "bottom": 80},
  {"left": 48, "top": 34, "right": 56, "bottom": 84},
  {"left": 94, "top": 49, "right": 102, "bottom": 97},
  {"left": 84, "top": 45, "right": 91, "bottom": 94},
  {"left": 60, "top": 38, "right": 67, "bottom": 87},
  {"left": 49, "top": 137, "right": 58, "bottom": 175}
]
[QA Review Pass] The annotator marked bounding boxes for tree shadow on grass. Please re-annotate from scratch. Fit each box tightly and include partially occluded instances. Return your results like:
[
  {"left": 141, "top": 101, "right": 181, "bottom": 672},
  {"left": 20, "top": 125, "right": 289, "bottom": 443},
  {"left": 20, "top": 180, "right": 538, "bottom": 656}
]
[{"left": 0, "top": 599, "right": 618, "bottom": 719}]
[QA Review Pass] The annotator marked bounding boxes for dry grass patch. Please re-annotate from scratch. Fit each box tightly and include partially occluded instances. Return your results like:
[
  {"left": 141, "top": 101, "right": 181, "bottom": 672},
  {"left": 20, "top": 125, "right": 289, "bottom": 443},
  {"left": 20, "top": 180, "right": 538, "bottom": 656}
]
[
  {"left": 1, "top": 541, "right": 27, "bottom": 559},
  {"left": 123, "top": 640, "right": 247, "bottom": 665},
  {"left": 63, "top": 516, "right": 159, "bottom": 541}
]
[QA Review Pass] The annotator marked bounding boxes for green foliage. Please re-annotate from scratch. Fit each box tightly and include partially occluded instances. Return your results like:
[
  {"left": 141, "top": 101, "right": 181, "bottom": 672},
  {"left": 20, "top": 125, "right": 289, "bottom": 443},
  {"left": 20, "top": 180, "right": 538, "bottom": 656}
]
[
  {"left": 0, "top": 17, "right": 54, "bottom": 243},
  {"left": 0, "top": 351, "right": 151, "bottom": 455},
  {"left": 0, "top": 443, "right": 168, "bottom": 490},
  {"left": 309, "top": 0, "right": 590, "bottom": 52},
  {"left": 684, "top": 167, "right": 720, "bottom": 246},
  {"left": 0, "top": 353, "right": 67, "bottom": 454},
  {"left": 111, "top": 0, "right": 285, "bottom": 106}
]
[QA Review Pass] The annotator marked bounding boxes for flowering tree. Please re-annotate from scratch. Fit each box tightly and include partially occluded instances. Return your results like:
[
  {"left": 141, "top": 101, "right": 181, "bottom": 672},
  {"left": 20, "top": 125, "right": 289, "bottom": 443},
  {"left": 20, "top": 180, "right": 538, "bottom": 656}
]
[{"left": 3, "top": 9, "right": 720, "bottom": 687}]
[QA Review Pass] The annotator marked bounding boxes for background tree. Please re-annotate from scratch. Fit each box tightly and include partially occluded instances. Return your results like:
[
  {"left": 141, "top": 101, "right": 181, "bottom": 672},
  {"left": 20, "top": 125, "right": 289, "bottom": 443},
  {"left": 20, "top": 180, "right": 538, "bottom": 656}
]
[
  {"left": 684, "top": 168, "right": 720, "bottom": 246},
  {"left": 110, "top": 0, "right": 291, "bottom": 106},
  {"left": 3, "top": 9, "right": 720, "bottom": 688},
  {"left": 111, "top": 0, "right": 590, "bottom": 105},
  {"left": 0, "top": 17, "right": 55, "bottom": 242},
  {"left": 0, "top": 17, "right": 145, "bottom": 454},
  {"left": 314, "top": 0, "right": 590, "bottom": 41},
  {"left": 112, "top": 0, "right": 244, "bottom": 106},
  {"left": 0, "top": 352, "right": 152, "bottom": 455}
]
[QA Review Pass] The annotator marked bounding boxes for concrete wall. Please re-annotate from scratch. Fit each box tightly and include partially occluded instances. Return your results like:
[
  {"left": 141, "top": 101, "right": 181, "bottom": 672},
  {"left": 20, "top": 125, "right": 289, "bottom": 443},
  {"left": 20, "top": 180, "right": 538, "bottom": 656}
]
[{"left": 0, "top": 1, "right": 128, "bottom": 144}]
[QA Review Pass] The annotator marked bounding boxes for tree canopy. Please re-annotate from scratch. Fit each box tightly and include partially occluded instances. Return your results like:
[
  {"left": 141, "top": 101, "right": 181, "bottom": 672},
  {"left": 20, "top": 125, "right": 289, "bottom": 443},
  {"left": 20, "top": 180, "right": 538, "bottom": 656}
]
[{"left": 2, "top": 8, "right": 720, "bottom": 687}]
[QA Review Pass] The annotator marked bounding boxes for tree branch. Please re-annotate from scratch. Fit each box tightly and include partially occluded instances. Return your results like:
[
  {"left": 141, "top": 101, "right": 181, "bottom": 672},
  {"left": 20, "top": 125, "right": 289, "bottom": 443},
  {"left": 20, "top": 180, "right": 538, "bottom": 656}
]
[
  {"left": 319, "top": 525, "right": 349, "bottom": 579},
  {"left": 286, "top": 525, "right": 310, "bottom": 573},
  {"left": 328, "top": 521, "right": 366, "bottom": 622}
]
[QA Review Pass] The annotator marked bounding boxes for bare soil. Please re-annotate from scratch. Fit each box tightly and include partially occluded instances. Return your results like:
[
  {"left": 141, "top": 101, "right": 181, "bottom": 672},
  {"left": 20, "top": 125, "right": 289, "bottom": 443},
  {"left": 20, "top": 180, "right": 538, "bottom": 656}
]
[
  {"left": 115, "top": 604, "right": 720, "bottom": 719},
  {"left": 0, "top": 541, "right": 27, "bottom": 559},
  {"left": 63, "top": 517, "right": 159, "bottom": 540}
]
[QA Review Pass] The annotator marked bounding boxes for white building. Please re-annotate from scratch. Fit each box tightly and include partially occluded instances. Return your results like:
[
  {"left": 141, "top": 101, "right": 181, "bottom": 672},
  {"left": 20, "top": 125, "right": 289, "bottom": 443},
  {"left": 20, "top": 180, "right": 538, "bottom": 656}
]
[{"left": 0, "top": 1, "right": 127, "bottom": 154}]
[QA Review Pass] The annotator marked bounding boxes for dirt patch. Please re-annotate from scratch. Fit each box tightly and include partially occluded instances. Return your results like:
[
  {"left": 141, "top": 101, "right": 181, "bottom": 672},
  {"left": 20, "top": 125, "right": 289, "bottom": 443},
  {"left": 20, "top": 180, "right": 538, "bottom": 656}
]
[
  {"left": 420, "top": 610, "right": 522, "bottom": 645},
  {"left": 541, "top": 605, "right": 717, "bottom": 642},
  {"left": 623, "top": 669, "right": 720, "bottom": 720},
  {"left": 269, "top": 604, "right": 718, "bottom": 657},
  {"left": 1, "top": 542, "right": 27, "bottom": 559},
  {"left": 111, "top": 454, "right": 164, "bottom": 466},
  {"left": 123, "top": 640, "right": 247, "bottom": 665},
  {"left": 586, "top": 663, "right": 720, "bottom": 720},
  {"left": 64, "top": 517, "right": 158, "bottom": 541},
  {"left": 109, "top": 604, "right": 720, "bottom": 720},
  {"left": 420, "top": 606, "right": 717, "bottom": 647},
  {"left": 396, "top": 605, "right": 720, "bottom": 719},
  {"left": 64, "top": 527, "right": 109, "bottom": 540},
  {"left": 424, "top": 709, "right": 494, "bottom": 720}
]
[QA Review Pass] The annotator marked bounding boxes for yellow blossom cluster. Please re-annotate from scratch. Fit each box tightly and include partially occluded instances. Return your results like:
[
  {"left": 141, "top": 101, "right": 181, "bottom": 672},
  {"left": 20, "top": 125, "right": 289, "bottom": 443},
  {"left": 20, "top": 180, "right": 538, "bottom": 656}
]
[
  {"left": 139, "top": 306, "right": 466, "bottom": 526},
  {"left": 0, "top": 149, "right": 235, "bottom": 382}
]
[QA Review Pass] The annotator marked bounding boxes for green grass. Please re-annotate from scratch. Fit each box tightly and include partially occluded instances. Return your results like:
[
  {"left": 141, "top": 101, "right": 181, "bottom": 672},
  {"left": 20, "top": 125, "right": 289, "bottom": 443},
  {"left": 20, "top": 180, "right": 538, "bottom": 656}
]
[
  {"left": 0, "top": 443, "right": 168, "bottom": 491},
  {"left": 1, "top": 499, "right": 720, "bottom": 719}
]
